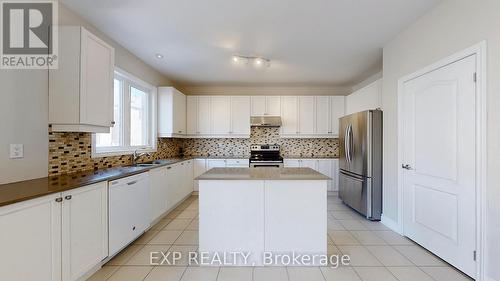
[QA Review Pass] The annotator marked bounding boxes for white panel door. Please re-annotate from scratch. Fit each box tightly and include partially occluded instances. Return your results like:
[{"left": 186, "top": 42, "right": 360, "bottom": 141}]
[
  {"left": 62, "top": 182, "right": 108, "bottom": 281},
  {"left": 230, "top": 96, "right": 250, "bottom": 135},
  {"left": 298, "top": 96, "right": 315, "bottom": 135},
  {"left": 251, "top": 96, "right": 266, "bottom": 116},
  {"left": 186, "top": 96, "right": 198, "bottom": 135},
  {"left": 317, "top": 159, "right": 333, "bottom": 191},
  {"left": 284, "top": 159, "right": 300, "bottom": 167},
  {"left": 330, "top": 96, "right": 345, "bottom": 136},
  {"left": 197, "top": 96, "right": 211, "bottom": 135},
  {"left": 281, "top": 97, "right": 298, "bottom": 135},
  {"left": 80, "top": 29, "right": 114, "bottom": 127},
  {"left": 0, "top": 194, "right": 62, "bottom": 281},
  {"left": 402, "top": 55, "right": 476, "bottom": 277},
  {"left": 266, "top": 96, "right": 281, "bottom": 115},
  {"left": 173, "top": 90, "right": 186, "bottom": 135},
  {"left": 166, "top": 164, "right": 181, "bottom": 210},
  {"left": 315, "top": 96, "right": 331, "bottom": 135},
  {"left": 211, "top": 96, "right": 231, "bottom": 134},
  {"left": 207, "top": 159, "right": 226, "bottom": 169},
  {"left": 331, "top": 159, "right": 340, "bottom": 191}
]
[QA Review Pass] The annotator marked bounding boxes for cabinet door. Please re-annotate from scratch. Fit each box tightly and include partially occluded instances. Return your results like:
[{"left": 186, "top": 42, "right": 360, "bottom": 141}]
[
  {"left": 284, "top": 159, "right": 300, "bottom": 167},
  {"left": 186, "top": 96, "right": 198, "bottom": 135},
  {"left": 299, "top": 96, "right": 315, "bottom": 135},
  {"left": 300, "top": 159, "right": 318, "bottom": 170},
  {"left": 330, "top": 96, "right": 345, "bottom": 136},
  {"left": 173, "top": 90, "right": 186, "bottom": 134},
  {"left": 149, "top": 167, "right": 169, "bottom": 222},
  {"left": 197, "top": 96, "right": 211, "bottom": 135},
  {"left": 0, "top": 194, "right": 62, "bottom": 281},
  {"left": 251, "top": 96, "right": 266, "bottom": 116},
  {"left": 165, "top": 165, "right": 178, "bottom": 210},
  {"left": 182, "top": 160, "right": 194, "bottom": 197},
  {"left": 207, "top": 159, "right": 226, "bottom": 169},
  {"left": 266, "top": 96, "right": 281, "bottom": 116},
  {"left": 62, "top": 182, "right": 108, "bottom": 281},
  {"left": 211, "top": 96, "right": 231, "bottom": 134},
  {"left": 193, "top": 159, "right": 207, "bottom": 191},
  {"left": 281, "top": 97, "right": 298, "bottom": 135},
  {"left": 331, "top": 159, "right": 340, "bottom": 191},
  {"left": 317, "top": 160, "right": 333, "bottom": 191},
  {"left": 231, "top": 96, "right": 251, "bottom": 135},
  {"left": 80, "top": 29, "right": 114, "bottom": 127},
  {"left": 316, "top": 96, "right": 331, "bottom": 135}
]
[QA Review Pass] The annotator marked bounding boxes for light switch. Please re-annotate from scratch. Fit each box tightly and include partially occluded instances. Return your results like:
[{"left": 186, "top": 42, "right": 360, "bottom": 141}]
[{"left": 9, "top": 144, "right": 24, "bottom": 159}]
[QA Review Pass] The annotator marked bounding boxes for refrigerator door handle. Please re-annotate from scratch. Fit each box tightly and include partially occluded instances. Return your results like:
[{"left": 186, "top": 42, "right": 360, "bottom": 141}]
[
  {"left": 349, "top": 124, "right": 354, "bottom": 162},
  {"left": 345, "top": 125, "right": 351, "bottom": 162}
]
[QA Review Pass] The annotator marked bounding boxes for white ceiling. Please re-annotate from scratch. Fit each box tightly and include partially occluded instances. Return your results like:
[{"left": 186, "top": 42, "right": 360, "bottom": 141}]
[{"left": 61, "top": 0, "right": 440, "bottom": 87}]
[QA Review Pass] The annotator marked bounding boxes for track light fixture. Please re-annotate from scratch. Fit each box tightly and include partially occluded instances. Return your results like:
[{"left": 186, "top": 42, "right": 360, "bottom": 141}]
[{"left": 232, "top": 55, "right": 271, "bottom": 67}]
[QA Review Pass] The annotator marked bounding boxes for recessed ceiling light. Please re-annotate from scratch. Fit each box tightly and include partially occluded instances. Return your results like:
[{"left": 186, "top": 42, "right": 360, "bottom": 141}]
[{"left": 155, "top": 53, "right": 164, "bottom": 59}]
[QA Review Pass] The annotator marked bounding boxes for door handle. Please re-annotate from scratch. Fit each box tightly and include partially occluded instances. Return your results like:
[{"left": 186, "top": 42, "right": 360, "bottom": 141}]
[
  {"left": 348, "top": 124, "right": 354, "bottom": 162},
  {"left": 402, "top": 164, "right": 412, "bottom": 170},
  {"left": 127, "top": 180, "right": 138, "bottom": 185},
  {"left": 64, "top": 195, "right": 72, "bottom": 200}
]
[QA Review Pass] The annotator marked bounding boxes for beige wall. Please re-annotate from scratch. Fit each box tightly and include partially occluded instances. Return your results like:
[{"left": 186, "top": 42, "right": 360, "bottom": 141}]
[
  {"left": 0, "top": 3, "right": 173, "bottom": 184},
  {"left": 382, "top": 0, "right": 500, "bottom": 279}
]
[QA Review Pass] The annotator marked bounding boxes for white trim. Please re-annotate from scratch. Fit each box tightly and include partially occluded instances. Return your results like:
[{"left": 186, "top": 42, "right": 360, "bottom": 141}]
[
  {"left": 381, "top": 214, "right": 401, "bottom": 234},
  {"left": 396, "top": 41, "right": 487, "bottom": 281}
]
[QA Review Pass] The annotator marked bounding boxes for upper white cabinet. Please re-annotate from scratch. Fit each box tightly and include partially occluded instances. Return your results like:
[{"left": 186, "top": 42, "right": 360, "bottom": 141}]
[
  {"left": 211, "top": 96, "right": 231, "bottom": 135},
  {"left": 185, "top": 96, "right": 250, "bottom": 138},
  {"left": 158, "top": 87, "right": 187, "bottom": 137},
  {"left": 49, "top": 26, "right": 115, "bottom": 133},
  {"left": 281, "top": 96, "right": 299, "bottom": 135},
  {"left": 251, "top": 96, "right": 281, "bottom": 116},
  {"left": 316, "top": 96, "right": 331, "bottom": 135},
  {"left": 230, "top": 96, "right": 251, "bottom": 135},
  {"left": 298, "top": 97, "right": 315, "bottom": 135}
]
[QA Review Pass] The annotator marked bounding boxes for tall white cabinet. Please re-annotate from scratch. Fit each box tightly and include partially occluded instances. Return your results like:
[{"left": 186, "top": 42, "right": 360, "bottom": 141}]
[
  {"left": 158, "top": 87, "right": 187, "bottom": 137},
  {"left": 49, "top": 26, "right": 115, "bottom": 133}
]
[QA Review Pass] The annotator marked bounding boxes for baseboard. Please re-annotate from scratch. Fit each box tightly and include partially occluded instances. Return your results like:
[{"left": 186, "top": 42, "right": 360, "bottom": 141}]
[{"left": 381, "top": 214, "right": 401, "bottom": 234}]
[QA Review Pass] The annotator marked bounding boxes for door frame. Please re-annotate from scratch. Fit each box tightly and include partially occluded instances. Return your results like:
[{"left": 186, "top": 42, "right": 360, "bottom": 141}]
[{"left": 396, "top": 41, "right": 487, "bottom": 280}]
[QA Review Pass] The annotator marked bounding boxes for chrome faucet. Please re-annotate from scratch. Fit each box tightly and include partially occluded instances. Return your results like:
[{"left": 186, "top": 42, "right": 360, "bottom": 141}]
[{"left": 132, "top": 150, "right": 152, "bottom": 165}]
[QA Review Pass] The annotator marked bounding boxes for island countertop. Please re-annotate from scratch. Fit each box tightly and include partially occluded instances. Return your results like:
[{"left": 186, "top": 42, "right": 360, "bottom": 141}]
[{"left": 195, "top": 167, "right": 330, "bottom": 181}]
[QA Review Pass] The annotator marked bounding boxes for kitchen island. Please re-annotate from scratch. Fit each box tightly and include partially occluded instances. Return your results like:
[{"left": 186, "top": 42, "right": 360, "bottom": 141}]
[{"left": 196, "top": 167, "right": 329, "bottom": 266}]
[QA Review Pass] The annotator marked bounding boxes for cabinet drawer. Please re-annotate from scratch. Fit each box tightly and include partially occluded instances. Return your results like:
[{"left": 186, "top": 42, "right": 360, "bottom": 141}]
[{"left": 226, "top": 159, "right": 249, "bottom": 167}]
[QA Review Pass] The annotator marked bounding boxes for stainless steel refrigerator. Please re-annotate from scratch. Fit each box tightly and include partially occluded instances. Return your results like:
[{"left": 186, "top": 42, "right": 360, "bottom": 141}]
[{"left": 339, "top": 109, "right": 382, "bottom": 221}]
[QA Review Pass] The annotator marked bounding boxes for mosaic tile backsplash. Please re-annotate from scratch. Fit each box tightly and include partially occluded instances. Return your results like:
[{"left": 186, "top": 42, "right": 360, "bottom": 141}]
[
  {"left": 182, "top": 127, "right": 339, "bottom": 157},
  {"left": 48, "top": 127, "right": 338, "bottom": 176}
]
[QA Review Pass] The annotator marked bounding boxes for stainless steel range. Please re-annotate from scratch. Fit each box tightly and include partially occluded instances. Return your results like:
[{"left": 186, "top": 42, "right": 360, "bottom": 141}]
[{"left": 249, "top": 144, "right": 284, "bottom": 168}]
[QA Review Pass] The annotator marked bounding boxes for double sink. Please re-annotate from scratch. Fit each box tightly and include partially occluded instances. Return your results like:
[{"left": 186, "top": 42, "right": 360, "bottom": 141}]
[{"left": 131, "top": 159, "right": 183, "bottom": 168}]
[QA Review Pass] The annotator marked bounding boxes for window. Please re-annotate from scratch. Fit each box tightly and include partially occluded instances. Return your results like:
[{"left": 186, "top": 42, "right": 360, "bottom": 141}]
[{"left": 92, "top": 69, "right": 156, "bottom": 157}]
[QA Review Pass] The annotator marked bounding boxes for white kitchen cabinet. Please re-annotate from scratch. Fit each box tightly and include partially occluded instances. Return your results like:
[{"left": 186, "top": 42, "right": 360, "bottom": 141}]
[
  {"left": 62, "top": 182, "right": 108, "bottom": 281},
  {"left": 331, "top": 159, "right": 340, "bottom": 191},
  {"left": 166, "top": 163, "right": 182, "bottom": 209},
  {"left": 0, "top": 193, "right": 62, "bottom": 281},
  {"left": 158, "top": 87, "right": 187, "bottom": 137},
  {"left": 186, "top": 96, "right": 198, "bottom": 135},
  {"left": 298, "top": 96, "right": 315, "bottom": 135},
  {"left": 149, "top": 167, "right": 169, "bottom": 222},
  {"left": 198, "top": 96, "right": 212, "bottom": 134},
  {"left": 49, "top": 26, "right": 115, "bottom": 133},
  {"left": 284, "top": 158, "right": 338, "bottom": 191},
  {"left": 251, "top": 96, "right": 281, "bottom": 116},
  {"left": 330, "top": 96, "right": 345, "bottom": 136},
  {"left": 207, "top": 159, "right": 227, "bottom": 169},
  {"left": 181, "top": 160, "right": 194, "bottom": 198},
  {"left": 317, "top": 159, "right": 333, "bottom": 191},
  {"left": 225, "top": 159, "right": 250, "bottom": 167},
  {"left": 281, "top": 96, "right": 299, "bottom": 135},
  {"left": 316, "top": 96, "right": 331, "bottom": 135},
  {"left": 211, "top": 96, "right": 231, "bottom": 135},
  {"left": 230, "top": 96, "right": 251, "bottom": 135},
  {"left": 193, "top": 159, "right": 208, "bottom": 191},
  {"left": 284, "top": 159, "right": 301, "bottom": 167},
  {"left": 300, "top": 159, "right": 318, "bottom": 170}
]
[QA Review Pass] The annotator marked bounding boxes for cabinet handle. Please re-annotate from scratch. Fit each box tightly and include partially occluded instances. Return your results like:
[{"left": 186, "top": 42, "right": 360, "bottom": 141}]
[
  {"left": 132, "top": 226, "right": 136, "bottom": 231},
  {"left": 178, "top": 131, "right": 182, "bottom": 133},
  {"left": 181, "top": 163, "right": 184, "bottom": 166},
  {"left": 55, "top": 197, "right": 63, "bottom": 202},
  {"left": 64, "top": 195, "right": 72, "bottom": 200},
  {"left": 127, "top": 180, "right": 138, "bottom": 185},
  {"left": 167, "top": 166, "right": 172, "bottom": 169}
]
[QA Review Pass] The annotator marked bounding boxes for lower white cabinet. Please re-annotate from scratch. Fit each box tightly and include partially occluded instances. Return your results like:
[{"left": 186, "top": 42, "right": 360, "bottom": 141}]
[
  {"left": 62, "top": 182, "right": 108, "bottom": 281},
  {"left": 150, "top": 167, "right": 169, "bottom": 222},
  {"left": 0, "top": 182, "right": 108, "bottom": 281},
  {"left": 207, "top": 159, "right": 227, "bottom": 169},
  {"left": 194, "top": 159, "right": 208, "bottom": 191},
  {"left": 163, "top": 160, "right": 194, "bottom": 211},
  {"left": 284, "top": 158, "right": 339, "bottom": 191}
]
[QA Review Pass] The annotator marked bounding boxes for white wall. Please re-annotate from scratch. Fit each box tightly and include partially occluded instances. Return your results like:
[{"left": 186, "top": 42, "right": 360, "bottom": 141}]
[
  {"left": 382, "top": 0, "right": 500, "bottom": 280},
  {"left": 0, "top": 3, "right": 173, "bottom": 184},
  {"left": 345, "top": 78, "right": 382, "bottom": 115}
]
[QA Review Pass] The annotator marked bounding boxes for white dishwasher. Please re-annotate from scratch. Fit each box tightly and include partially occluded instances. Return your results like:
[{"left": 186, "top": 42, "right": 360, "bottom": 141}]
[{"left": 108, "top": 173, "right": 150, "bottom": 256}]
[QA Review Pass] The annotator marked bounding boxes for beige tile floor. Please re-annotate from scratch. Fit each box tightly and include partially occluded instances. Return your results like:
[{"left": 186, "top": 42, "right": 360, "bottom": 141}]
[{"left": 88, "top": 193, "right": 473, "bottom": 281}]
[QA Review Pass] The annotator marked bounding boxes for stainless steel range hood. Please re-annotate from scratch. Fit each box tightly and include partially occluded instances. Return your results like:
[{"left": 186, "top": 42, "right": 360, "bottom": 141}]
[{"left": 250, "top": 116, "right": 282, "bottom": 127}]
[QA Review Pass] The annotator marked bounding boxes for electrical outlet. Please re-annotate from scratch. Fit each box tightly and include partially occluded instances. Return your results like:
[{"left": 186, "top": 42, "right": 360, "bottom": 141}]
[{"left": 9, "top": 144, "right": 23, "bottom": 159}]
